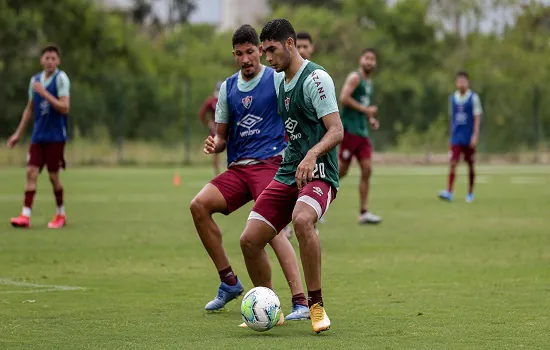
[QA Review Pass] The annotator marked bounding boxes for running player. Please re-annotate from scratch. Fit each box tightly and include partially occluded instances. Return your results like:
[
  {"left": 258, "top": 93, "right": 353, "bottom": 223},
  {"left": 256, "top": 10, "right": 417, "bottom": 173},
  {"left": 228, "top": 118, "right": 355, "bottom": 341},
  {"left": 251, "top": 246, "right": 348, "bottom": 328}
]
[
  {"left": 240, "top": 19, "right": 343, "bottom": 334},
  {"left": 189, "top": 24, "right": 310, "bottom": 323},
  {"left": 8, "top": 43, "right": 70, "bottom": 229},
  {"left": 199, "top": 82, "right": 222, "bottom": 175},
  {"left": 338, "top": 48, "right": 382, "bottom": 224},
  {"left": 439, "top": 71, "right": 482, "bottom": 203},
  {"left": 296, "top": 31, "right": 314, "bottom": 60}
]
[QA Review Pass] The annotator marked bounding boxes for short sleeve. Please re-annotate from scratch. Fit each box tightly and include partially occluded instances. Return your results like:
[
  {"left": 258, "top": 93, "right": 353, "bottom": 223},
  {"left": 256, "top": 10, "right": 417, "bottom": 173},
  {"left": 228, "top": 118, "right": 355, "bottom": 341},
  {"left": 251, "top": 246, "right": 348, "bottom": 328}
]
[
  {"left": 215, "top": 81, "right": 229, "bottom": 123},
  {"left": 273, "top": 72, "right": 285, "bottom": 98},
  {"left": 303, "top": 69, "right": 339, "bottom": 119},
  {"left": 473, "top": 93, "right": 483, "bottom": 116},
  {"left": 57, "top": 71, "right": 70, "bottom": 97}
]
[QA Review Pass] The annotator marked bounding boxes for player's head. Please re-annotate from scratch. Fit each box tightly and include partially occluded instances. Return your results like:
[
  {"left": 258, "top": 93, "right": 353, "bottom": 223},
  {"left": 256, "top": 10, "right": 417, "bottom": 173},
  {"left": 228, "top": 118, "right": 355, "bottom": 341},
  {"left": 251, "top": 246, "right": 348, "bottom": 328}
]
[
  {"left": 41, "top": 43, "right": 61, "bottom": 74},
  {"left": 359, "top": 48, "right": 377, "bottom": 75},
  {"left": 296, "top": 31, "right": 314, "bottom": 60},
  {"left": 232, "top": 24, "right": 262, "bottom": 80},
  {"left": 260, "top": 18, "right": 298, "bottom": 72},
  {"left": 456, "top": 71, "right": 470, "bottom": 93}
]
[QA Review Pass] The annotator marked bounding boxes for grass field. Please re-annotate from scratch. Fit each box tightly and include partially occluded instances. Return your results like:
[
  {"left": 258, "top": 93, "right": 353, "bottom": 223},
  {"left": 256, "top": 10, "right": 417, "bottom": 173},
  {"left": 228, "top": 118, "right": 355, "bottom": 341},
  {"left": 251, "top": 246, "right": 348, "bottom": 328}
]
[{"left": 0, "top": 165, "right": 549, "bottom": 349}]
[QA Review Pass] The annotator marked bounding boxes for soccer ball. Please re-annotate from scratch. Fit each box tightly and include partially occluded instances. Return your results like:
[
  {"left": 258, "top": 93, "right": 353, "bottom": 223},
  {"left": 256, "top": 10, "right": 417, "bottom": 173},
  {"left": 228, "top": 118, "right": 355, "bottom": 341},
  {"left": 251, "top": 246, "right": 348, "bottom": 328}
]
[{"left": 240, "top": 287, "right": 281, "bottom": 332}]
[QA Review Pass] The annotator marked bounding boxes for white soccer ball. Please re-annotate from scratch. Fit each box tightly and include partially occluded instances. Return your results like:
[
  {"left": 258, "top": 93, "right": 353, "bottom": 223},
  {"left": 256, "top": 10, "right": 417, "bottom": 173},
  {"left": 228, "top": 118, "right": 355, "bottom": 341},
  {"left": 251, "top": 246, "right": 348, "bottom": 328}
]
[{"left": 240, "top": 287, "right": 281, "bottom": 332}]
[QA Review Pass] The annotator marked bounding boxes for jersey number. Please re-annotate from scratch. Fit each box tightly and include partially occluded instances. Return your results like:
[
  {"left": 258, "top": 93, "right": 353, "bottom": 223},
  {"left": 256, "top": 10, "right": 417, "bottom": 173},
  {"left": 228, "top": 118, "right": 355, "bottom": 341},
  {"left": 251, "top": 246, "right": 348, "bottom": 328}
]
[{"left": 312, "top": 163, "right": 326, "bottom": 179}]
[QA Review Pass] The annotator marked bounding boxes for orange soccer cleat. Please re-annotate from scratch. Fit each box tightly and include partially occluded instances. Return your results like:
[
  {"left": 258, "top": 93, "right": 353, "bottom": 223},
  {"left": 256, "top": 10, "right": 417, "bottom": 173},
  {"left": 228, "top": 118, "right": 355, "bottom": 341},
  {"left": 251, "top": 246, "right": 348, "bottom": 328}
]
[
  {"left": 48, "top": 214, "right": 66, "bottom": 229},
  {"left": 10, "top": 215, "right": 31, "bottom": 228}
]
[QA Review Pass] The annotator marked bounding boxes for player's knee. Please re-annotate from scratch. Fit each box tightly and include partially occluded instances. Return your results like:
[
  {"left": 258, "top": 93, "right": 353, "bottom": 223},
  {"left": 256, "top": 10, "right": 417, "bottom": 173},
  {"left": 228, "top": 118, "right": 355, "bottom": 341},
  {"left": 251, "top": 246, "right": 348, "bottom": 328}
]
[
  {"left": 48, "top": 172, "right": 61, "bottom": 186},
  {"left": 240, "top": 231, "right": 259, "bottom": 256},
  {"left": 361, "top": 166, "right": 372, "bottom": 180},
  {"left": 338, "top": 166, "right": 348, "bottom": 178},
  {"left": 190, "top": 195, "right": 209, "bottom": 219},
  {"left": 292, "top": 210, "right": 316, "bottom": 238},
  {"left": 26, "top": 167, "right": 39, "bottom": 182}
]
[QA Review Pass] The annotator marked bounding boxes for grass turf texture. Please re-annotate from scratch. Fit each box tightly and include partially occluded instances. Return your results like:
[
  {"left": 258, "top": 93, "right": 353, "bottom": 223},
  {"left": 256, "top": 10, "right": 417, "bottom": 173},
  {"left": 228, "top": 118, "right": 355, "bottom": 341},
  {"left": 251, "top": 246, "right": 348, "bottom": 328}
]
[{"left": 0, "top": 165, "right": 549, "bottom": 349}]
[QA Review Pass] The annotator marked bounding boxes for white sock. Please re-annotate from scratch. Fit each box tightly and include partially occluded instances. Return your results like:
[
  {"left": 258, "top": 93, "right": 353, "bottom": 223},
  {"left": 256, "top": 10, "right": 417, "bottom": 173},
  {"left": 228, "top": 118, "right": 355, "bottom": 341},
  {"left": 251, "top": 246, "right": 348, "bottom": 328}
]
[
  {"left": 22, "top": 207, "right": 31, "bottom": 217},
  {"left": 57, "top": 205, "right": 65, "bottom": 216}
]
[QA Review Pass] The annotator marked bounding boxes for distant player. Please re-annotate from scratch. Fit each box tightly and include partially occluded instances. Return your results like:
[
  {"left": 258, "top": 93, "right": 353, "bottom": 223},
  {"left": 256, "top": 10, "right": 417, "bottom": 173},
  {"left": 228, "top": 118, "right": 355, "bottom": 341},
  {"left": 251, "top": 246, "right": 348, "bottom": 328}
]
[
  {"left": 439, "top": 71, "right": 482, "bottom": 202},
  {"left": 296, "top": 31, "right": 315, "bottom": 60},
  {"left": 7, "top": 43, "right": 70, "bottom": 229},
  {"left": 189, "top": 25, "right": 310, "bottom": 323},
  {"left": 199, "top": 82, "right": 222, "bottom": 175},
  {"left": 239, "top": 19, "right": 343, "bottom": 334},
  {"left": 338, "top": 48, "right": 382, "bottom": 224}
]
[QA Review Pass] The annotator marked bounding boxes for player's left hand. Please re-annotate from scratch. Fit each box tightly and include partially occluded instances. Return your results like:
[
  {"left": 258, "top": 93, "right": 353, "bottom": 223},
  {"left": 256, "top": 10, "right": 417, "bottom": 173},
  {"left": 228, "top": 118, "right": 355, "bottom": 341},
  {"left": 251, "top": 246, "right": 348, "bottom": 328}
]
[
  {"left": 33, "top": 82, "right": 47, "bottom": 97},
  {"left": 470, "top": 137, "right": 478, "bottom": 148},
  {"left": 369, "top": 117, "right": 380, "bottom": 130},
  {"left": 296, "top": 152, "right": 317, "bottom": 189}
]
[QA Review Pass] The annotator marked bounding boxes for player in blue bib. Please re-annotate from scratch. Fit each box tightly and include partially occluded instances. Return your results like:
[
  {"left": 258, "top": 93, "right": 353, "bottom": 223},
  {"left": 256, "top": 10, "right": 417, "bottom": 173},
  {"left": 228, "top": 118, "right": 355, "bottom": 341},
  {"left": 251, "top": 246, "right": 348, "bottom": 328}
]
[
  {"left": 189, "top": 25, "right": 310, "bottom": 324},
  {"left": 7, "top": 43, "right": 70, "bottom": 229},
  {"left": 439, "top": 71, "right": 482, "bottom": 203}
]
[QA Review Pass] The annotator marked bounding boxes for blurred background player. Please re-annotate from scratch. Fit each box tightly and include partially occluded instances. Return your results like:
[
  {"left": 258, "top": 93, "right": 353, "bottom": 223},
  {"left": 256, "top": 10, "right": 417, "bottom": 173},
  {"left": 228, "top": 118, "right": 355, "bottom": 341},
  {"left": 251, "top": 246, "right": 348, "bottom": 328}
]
[
  {"left": 199, "top": 81, "right": 223, "bottom": 175},
  {"left": 240, "top": 18, "right": 343, "bottom": 334},
  {"left": 296, "top": 31, "right": 315, "bottom": 60},
  {"left": 7, "top": 43, "right": 70, "bottom": 229},
  {"left": 338, "top": 48, "right": 382, "bottom": 224},
  {"left": 439, "top": 71, "right": 482, "bottom": 203},
  {"left": 190, "top": 24, "right": 310, "bottom": 323}
]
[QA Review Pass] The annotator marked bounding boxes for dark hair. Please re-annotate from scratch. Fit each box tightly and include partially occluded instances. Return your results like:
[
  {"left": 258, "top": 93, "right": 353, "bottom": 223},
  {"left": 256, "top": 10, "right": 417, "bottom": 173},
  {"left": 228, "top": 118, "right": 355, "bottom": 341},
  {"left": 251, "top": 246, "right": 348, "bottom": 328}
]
[
  {"left": 361, "top": 48, "right": 376, "bottom": 56},
  {"left": 456, "top": 70, "right": 469, "bottom": 79},
  {"left": 296, "top": 31, "right": 313, "bottom": 43},
  {"left": 42, "top": 43, "right": 61, "bottom": 57},
  {"left": 232, "top": 24, "right": 259, "bottom": 47},
  {"left": 260, "top": 18, "right": 296, "bottom": 45}
]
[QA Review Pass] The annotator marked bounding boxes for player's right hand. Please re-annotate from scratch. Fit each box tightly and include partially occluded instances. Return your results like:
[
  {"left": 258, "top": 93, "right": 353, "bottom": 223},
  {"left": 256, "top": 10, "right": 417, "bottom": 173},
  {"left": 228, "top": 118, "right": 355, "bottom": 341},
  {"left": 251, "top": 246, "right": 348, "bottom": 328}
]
[
  {"left": 7, "top": 133, "right": 20, "bottom": 148},
  {"left": 365, "top": 105, "right": 378, "bottom": 118},
  {"left": 204, "top": 135, "right": 216, "bottom": 154}
]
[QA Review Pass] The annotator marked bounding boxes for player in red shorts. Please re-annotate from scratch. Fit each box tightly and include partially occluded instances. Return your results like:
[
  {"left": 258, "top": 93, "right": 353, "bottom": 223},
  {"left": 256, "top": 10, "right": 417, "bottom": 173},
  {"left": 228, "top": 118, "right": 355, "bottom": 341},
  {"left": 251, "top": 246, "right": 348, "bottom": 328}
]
[
  {"left": 199, "top": 82, "right": 222, "bottom": 175},
  {"left": 439, "top": 71, "right": 482, "bottom": 203},
  {"left": 338, "top": 48, "right": 382, "bottom": 224},
  {"left": 7, "top": 43, "right": 70, "bottom": 229},
  {"left": 239, "top": 19, "right": 344, "bottom": 334},
  {"left": 189, "top": 25, "right": 310, "bottom": 323}
]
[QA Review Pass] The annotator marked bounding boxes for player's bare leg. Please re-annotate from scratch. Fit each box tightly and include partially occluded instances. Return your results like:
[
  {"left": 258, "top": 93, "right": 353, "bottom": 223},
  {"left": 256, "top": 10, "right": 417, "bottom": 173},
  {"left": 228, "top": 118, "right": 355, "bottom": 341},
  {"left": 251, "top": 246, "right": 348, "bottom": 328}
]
[
  {"left": 338, "top": 158, "right": 351, "bottom": 179},
  {"left": 440, "top": 158, "right": 458, "bottom": 202},
  {"left": 358, "top": 158, "right": 381, "bottom": 224},
  {"left": 269, "top": 232, "right": 309, "bottom": 320},
  {"left": 11, "top": 165, "right": 39, "bottom": 228},
  {"left": 47, "top": 171, "right": 66, "bottom": 228},
  {"left": 240, "top": 219, "right": 275, "bottom": 289},
  {"left": 292, "top": 202, "right": 330, "bottom": 333},
  {"left": 190, "top": 184, "right": 244, "bottom": 310},
  {"left": 466, "top": 151, "right": 475, "bottom": 202}
]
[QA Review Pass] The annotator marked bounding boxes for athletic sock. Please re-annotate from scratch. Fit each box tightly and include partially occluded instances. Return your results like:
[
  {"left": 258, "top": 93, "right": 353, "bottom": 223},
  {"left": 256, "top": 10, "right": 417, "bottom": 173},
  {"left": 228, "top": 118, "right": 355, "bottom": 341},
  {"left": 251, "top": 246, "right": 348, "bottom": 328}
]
[
  {"left": 307, "top": 289, "right": 323, "bottom": 307},
  {"left": 447, "top": 169, "right": 456, "bottom": 193},
  {"left": 292, "top": 293, "right": 308, "bottom": 307},
  {"left": 468, "top": 165, "right": 475, "bottom": 195},
  {"left": 23, "top": 191, "right": 36, "bottom": 217},
  {"left": 360, "top": 209, "right": 367, "bottom": 215},
  {"left": 218, "top": 266, "right": 237, "bottom": 286}
]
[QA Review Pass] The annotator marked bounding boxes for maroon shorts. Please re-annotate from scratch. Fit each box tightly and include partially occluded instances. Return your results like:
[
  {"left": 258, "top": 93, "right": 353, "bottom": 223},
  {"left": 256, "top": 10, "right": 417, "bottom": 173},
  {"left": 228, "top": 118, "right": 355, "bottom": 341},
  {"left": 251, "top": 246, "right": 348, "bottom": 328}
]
[
  {"left": 210, "top": 156, "right": 282, "bottom": 214},
  {"left": 339, "top": 131, "right": 372, "bottom": 162},
  {"left": 450, "top": 144, "right": 476, "bottom": 163},
  {"left": 28, "top": 142, "right": 66, "bottom": 172},
  {"left": 250, "top": 179, "right": 337, "bottom": 233}
]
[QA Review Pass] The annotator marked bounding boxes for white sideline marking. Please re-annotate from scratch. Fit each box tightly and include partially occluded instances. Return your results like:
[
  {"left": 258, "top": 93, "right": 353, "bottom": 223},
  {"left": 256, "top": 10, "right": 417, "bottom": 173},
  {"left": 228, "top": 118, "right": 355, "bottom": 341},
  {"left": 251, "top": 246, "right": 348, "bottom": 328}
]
[
  {"left": 510, "top": 177, "right": 544, "bottom": 184},
  {"left": 0, "top": 278, "right": 84, "bottom": 294}
]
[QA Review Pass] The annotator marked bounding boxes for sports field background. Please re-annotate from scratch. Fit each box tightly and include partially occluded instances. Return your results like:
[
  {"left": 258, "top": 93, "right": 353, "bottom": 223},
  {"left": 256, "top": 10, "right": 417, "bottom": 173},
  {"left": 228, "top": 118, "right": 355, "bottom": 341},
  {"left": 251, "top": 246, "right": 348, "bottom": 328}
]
[{"left": 1, "top": 165, "right": 549, "bottom": 349}]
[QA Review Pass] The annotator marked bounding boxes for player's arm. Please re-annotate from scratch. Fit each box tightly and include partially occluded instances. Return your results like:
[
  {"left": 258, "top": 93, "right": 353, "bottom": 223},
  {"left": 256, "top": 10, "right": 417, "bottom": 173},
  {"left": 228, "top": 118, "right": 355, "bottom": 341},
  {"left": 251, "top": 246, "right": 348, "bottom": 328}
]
[
  {"left": 204, "top": 82, "right": 229, "bottom": 154},
  {"left": 34, "top": 73, "right": 70, "bottom": 114},
  {"left": 7, "top": 100, "right": 33, "bottom": 148},
  {"left": 296, "top": 70, "right": 344, "bottom": 187},
  {"left": 471, "top": 94, "right": 483, "bottom": 148},
  {"left": 339, "top": 72, "right": 369, "bottom": 115}
]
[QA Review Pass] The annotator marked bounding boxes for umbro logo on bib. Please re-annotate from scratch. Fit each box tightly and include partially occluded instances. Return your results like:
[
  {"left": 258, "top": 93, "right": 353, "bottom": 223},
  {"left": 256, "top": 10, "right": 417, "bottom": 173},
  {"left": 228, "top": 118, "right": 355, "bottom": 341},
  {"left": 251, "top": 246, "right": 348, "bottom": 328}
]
[
  {"left": 285, "top": 97, "right": 290, "bottom": 111},
  {"left": 242, "top": 96, "right": 253, "bottom": 109}
]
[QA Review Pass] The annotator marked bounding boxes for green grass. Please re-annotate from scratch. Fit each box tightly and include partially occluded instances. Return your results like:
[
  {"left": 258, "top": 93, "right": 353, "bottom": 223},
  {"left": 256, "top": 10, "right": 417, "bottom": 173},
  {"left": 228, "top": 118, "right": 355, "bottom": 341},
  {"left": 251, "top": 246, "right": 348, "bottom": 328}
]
[{"left": 0, "top": 165, "right": 549, "bottom": 349}]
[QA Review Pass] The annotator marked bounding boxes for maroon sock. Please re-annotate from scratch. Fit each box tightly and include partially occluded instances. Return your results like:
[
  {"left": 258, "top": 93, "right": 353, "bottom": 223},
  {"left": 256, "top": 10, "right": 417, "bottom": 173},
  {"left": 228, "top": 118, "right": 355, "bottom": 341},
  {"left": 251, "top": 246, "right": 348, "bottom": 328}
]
[
  {"left": 24, "top": 190, "right": 36, "bottom": 209},
  {"left": 447, "top": 169, "right": 456, "bottom": 193},
  {"left": 54, "top": 188, "right": 64, "bottom": 207},
  {"left": 360, "top": 209, "right": 367, "bottom": 215},
  {"left": 468, "top": 165, "right": 475, "bottom": 194},
  {"left": 218, "top": 266, "right": 237, "bottom": 286},
  {"left": 307, "top": 289, "right": 323, "bottom": 307},
  {"left": 292, "top": 293, "right": 308, "bottom": 307}
]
